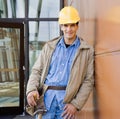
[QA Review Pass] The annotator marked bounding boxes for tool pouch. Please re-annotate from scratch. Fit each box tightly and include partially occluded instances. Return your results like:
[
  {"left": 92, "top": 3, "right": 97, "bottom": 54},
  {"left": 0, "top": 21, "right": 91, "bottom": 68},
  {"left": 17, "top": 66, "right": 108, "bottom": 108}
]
[{"left": 26, "top": 84, "right": 48, "bottom": 116}]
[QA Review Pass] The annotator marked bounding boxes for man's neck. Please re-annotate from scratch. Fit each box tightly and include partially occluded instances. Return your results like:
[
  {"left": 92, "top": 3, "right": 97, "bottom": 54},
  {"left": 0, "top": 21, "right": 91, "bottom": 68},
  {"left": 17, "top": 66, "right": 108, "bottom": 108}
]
[{"left": 64, "top": 37, "right": 76, "bottom": 45}]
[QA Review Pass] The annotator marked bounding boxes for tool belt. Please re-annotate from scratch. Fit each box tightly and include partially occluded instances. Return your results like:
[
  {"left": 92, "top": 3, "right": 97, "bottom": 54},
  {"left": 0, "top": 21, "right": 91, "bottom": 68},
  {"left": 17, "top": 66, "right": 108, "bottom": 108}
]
[
  {"left": 47, "top": 86, "right": 66, "bottom": 90},
  {"left": 26, "top": 84, "right": 48, "bottom": 117},
  {"left": 26, "top": 85, "right": 66, "bottom": 118}
]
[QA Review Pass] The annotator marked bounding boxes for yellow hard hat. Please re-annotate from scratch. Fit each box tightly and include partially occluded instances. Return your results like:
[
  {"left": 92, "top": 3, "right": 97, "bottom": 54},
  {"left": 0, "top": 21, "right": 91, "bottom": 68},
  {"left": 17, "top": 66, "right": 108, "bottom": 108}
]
[{"left": 58, "top": 6, "right": 80, "bottom": 24}]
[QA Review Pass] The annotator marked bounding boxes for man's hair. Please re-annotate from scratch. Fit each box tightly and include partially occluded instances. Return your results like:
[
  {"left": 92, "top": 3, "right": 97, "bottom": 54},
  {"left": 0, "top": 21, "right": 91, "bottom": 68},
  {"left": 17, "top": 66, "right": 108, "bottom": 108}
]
[{"left": 76, "top": 22, "right": 79, "bottom": 25}]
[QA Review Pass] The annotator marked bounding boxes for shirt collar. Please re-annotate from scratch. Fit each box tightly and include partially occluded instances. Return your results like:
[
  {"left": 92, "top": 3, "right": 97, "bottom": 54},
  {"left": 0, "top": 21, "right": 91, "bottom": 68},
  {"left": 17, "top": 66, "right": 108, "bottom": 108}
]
[{"left": 58, "top": 36, "right": 80, "bottom": 47}]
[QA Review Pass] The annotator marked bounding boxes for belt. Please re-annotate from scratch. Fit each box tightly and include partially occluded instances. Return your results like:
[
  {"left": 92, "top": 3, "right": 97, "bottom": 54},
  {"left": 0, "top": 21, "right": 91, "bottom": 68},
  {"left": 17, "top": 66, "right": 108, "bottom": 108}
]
[{"left": 47, "top": 86, "right": 66, "bottom": 90}]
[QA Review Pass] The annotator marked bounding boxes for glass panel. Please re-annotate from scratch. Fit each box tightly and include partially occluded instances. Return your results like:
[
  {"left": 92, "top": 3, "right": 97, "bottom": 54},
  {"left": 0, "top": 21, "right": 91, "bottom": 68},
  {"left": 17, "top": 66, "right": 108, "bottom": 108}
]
[
  {"left": 0, "top": 0, "right": 25, "bottom": 18},
  {"left": 29, "top": 21, "right": 60, "bottom": 72},
  {"left": 0, "top": 27, "right": 20, "bottom": 107},
  {"left": 29, "top": 0, "right": 60, "bottom": 18}
]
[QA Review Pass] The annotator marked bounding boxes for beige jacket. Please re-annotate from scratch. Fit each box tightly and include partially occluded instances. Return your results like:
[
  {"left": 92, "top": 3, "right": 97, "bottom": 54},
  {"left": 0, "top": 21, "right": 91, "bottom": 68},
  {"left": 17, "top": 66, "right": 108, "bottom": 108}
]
[{"left": 26, "top": 36, "right": 94, "bottom": 111}]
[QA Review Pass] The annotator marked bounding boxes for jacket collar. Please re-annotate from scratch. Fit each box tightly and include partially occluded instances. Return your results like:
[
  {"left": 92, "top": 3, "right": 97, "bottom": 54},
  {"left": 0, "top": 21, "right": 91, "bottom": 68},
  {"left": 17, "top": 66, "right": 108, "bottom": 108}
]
[
  {"left": 47, "top": 36, "right": 90, "bottom": 49},
  {"left": 79, "top": 38, "right": 91, "bottom": 49}
]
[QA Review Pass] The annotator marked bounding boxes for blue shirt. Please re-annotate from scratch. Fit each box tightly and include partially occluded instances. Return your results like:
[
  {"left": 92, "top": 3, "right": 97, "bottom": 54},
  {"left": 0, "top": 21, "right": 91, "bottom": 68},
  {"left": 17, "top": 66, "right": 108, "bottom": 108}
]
[{"left": 44, "top": 36, "right": 80, "bottom": 110}]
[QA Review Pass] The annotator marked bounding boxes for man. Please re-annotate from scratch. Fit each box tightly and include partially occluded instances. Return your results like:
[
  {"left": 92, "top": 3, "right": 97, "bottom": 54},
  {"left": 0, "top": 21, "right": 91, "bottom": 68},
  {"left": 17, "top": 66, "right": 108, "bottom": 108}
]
[{"left": 26, "top": 6, "right": 94, "bottom": 119}]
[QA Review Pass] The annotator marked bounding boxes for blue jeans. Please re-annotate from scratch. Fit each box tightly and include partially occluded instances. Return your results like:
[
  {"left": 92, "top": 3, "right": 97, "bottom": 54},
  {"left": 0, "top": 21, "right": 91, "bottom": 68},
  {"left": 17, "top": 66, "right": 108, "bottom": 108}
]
[{"left": 35, "top": 96, "right": 64, "bottom": 119}]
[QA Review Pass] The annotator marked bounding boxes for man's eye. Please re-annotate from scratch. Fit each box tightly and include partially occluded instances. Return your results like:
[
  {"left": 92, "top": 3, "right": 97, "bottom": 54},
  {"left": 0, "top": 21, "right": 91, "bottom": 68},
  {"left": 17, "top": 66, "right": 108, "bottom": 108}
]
[
  {"left": 64, "top": 25, "right": 68, "bottom": 27},
  {"left": 71, "top": 24, "right": 76, "bottom": 27}
]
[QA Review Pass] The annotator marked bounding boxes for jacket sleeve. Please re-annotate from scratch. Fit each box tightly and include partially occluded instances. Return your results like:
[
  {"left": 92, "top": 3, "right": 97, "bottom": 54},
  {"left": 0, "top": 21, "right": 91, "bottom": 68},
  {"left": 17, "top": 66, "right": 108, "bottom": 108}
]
[
  {"left": 71, "top": 47, "right": 94, "bottom": 110},
  {"left": 26, "top": 44, "right": 46, "bottom": 95}
]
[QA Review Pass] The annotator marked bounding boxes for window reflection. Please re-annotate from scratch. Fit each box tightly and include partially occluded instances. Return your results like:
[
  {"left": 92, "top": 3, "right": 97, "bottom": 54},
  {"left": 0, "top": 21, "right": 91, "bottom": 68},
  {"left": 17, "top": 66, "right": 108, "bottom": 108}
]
[
  {"left": 29, "top": 0, "right": 60, "bottom": 18},
  {"left": 0, "top": 0, "right": 25, "bottom": 18},
  {"left": 29, "top": 21, "right": 60, "bottom": 72},
  {"left": 0, "top": 0, "right": 60, "bottom": 18},
  {"left": 0, "top": 27, "right": 20, "bottom": 107}
]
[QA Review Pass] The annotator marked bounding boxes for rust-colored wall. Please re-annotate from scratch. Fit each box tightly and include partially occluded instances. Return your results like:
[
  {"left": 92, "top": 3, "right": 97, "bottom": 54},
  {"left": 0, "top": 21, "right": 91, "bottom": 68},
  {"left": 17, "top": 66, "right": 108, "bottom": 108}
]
[
  {"left": 95, "top": 53, "right": 120, "bottom": 119},
  {"left": 95, "top": 6, "right": 120, "bottom": 118},
  {"left": 95, "top": 0, "right": 120, "bottom": 118}
]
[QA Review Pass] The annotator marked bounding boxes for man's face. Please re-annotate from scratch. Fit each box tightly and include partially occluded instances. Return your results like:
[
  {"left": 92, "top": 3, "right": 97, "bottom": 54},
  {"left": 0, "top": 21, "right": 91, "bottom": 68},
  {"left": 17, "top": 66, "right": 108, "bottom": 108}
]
[{"left": 60, "top": 23, "right": 78, "bottom": 41}]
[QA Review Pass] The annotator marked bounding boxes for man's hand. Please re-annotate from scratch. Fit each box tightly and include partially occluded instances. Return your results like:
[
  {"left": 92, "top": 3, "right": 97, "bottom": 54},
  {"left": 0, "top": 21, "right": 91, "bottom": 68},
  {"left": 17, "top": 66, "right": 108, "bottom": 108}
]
[
  {"left": 61, "top": 103, "right": 77, "bottom": 119},
  {"left": 27, "top": 90, "right": 40, "bottom": 107}
]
